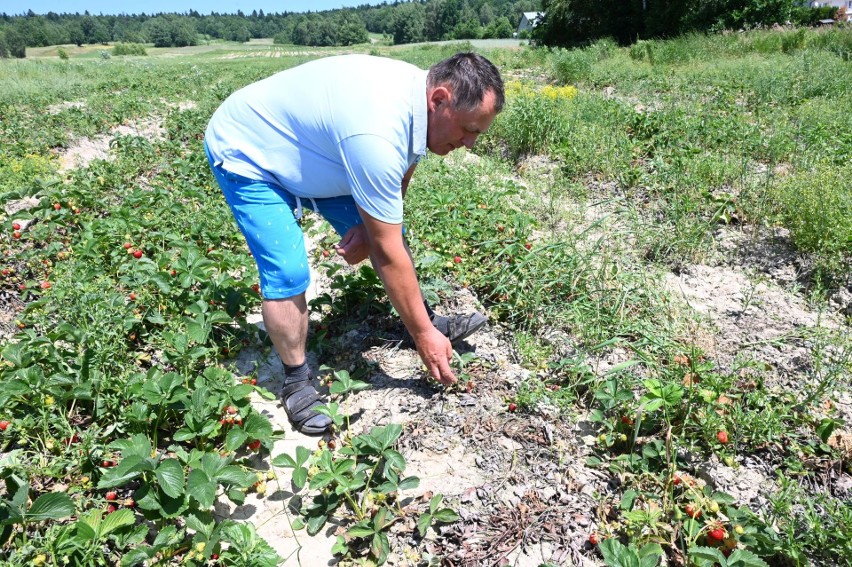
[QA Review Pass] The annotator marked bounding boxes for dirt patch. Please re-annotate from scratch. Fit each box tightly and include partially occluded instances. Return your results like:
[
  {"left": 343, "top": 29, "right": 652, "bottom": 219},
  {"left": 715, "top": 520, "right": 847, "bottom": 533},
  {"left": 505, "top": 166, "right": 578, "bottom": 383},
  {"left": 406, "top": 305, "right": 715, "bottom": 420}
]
[{"left": 55, "top": 117, "right": 167, "bottom": 172}]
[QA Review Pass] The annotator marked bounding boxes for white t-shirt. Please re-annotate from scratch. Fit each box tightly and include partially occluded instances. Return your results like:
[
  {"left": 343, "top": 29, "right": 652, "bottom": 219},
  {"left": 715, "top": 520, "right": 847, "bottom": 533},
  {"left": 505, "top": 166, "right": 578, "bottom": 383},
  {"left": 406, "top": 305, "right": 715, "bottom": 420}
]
[{"left": 205, "top": 54, "right": 428, "bottom": 224}]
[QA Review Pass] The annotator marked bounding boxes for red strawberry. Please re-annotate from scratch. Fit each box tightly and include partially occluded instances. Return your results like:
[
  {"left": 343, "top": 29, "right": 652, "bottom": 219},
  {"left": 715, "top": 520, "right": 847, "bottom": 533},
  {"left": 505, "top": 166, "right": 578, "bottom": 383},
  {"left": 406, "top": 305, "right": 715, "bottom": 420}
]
[
  {"left": 123, "top": 242, "right": 132, "bottom": 249},
  {"left": 589, "top": 533, "right": 599, "bottom": 545},
  {"left": 453, "top": 256, "right": 462, "bottom": 264},
  {"left": 508, "top": 402, "right": 517, "bottom": 412},
  {"left": 40, "top": 281, "right": 51, "bottom": 290},
  {"left": 53, "top": 203, "right": 61, "bottom": 210},
  {"left": 717, "top": 430, "right": 729, "bottom": 444},
  {"left": 124, "top": 498, "right": 134, "bottom": 507},
  {"left": 524, "top": 242, "right": 532, "bottom": 250},
  {"left": 251, "top": 284, "right": 260, "bottom": 293},
  {"left": 708, "top": 527, "right": 726, "bottom": 541},
  {"left": 132, "top": 250, "right": 143, "bottom": 259},
  {"left": 129, "top": 293, "right": 136, "bottom": 300},
  {"left": 106, "top": 504, "right": 117, "bottom": 514},
  {"left": 248, "top": 439, "right": 261, "bottom": 451},
  {"left": 11, "top": 222, "right": 20, "bottom": 230},
  {"left": 105, "top": 491, "right": 118, "bottom": 501},
  {"left": 685, "top": 504, "right": 702, "bottom": 519},
  {"left": 12, "top": 231, "right": 21, "bottom": 239},
  {"left": 0, "top": 420, "right": 9, "bottom": 431}
]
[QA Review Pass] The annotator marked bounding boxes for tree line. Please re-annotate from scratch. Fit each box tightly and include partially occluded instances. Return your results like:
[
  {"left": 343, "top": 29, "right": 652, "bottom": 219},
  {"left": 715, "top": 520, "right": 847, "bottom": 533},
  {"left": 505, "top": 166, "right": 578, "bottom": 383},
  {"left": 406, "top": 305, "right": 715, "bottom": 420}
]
[
  {"left": 0, "top": 0, "right": 842, "bottom": 58},
  {"left": 0, "top": 0, "right": 539, "bottom": 57},
  {"left": 534, "top": 0, "right": 843, "bottom": 47}
]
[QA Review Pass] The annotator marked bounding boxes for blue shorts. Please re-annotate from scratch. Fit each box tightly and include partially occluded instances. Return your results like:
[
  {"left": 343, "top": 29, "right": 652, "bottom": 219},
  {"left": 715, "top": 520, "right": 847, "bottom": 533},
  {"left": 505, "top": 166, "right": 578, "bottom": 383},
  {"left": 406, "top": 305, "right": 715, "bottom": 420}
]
[{"left": 205, "top": 144, "right": 363, "bottom": 300}]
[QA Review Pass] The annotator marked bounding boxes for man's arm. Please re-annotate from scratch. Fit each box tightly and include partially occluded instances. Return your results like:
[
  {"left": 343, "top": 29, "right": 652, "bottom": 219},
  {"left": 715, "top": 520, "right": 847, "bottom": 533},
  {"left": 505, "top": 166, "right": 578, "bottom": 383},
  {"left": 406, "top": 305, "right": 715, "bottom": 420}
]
[{"left": 356, "top": 204, "right": 456, "bottom": 385}]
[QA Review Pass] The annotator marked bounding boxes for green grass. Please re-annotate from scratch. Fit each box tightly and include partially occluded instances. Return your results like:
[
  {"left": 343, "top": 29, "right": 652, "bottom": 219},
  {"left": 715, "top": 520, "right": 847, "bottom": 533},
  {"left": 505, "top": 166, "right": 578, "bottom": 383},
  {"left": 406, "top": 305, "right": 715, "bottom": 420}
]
[{"left": 0, "top": 31, "right": 850, "bottom": 567}]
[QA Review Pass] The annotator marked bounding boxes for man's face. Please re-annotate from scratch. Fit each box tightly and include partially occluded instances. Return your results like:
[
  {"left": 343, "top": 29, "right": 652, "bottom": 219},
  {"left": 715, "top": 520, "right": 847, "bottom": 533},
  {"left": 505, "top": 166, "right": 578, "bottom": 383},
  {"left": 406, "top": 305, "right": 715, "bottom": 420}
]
[{"left": 426, "top": 87, "right": 498, "bottom": 156}]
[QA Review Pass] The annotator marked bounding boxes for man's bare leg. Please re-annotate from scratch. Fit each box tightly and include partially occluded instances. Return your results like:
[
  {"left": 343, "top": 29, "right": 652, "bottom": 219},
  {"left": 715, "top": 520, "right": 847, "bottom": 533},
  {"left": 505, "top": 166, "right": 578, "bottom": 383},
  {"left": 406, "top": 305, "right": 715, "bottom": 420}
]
[
  {"left": 262, "top": 294, "right": 331, "bottom": 435},
  {"left": 262, "top": 295, "right": 308, "bottom": 365}
]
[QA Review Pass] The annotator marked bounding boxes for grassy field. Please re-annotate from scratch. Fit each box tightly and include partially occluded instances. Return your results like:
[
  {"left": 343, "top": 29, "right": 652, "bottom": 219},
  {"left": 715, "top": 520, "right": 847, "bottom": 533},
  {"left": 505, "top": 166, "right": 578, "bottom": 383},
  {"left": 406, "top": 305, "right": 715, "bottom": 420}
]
[{"left": 1, "top": 29, "right": 850, "bottom": 566}]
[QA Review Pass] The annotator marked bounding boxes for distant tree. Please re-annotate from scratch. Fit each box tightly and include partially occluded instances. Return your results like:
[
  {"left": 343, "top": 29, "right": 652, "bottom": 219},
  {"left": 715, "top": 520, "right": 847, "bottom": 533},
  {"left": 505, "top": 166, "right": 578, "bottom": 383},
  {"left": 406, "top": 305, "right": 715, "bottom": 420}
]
[
  {"left": 483, "top": 16, "right": 514, "bottom": 38},
  {"left": 393, "top": 2, "right": 426, "bottom": 44},
  {"left": 479, "top": 3, "right": 496, "bottom": 25},
  {"left": 1, "top": 27, "right": 26, "bottom": 57},
  {"left": 171, "top": 19, "right": 197, "bottom": 46},
  {"left": 335, "top": 11, "right": 368, "bottom": 46},
  {"left": 145, "top": 17, "right": 173, "bottom": 47}
]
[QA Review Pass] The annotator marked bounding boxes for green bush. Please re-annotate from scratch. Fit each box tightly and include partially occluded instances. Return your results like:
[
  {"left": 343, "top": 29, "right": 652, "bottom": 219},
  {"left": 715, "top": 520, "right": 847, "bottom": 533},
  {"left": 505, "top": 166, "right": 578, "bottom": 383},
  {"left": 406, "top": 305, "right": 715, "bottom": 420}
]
[
  {"left": 774, "top": 164, "right": 852, "bottom": 283},
  {"left": 112, "top": 42, "right": 148, "bottom": 56}
]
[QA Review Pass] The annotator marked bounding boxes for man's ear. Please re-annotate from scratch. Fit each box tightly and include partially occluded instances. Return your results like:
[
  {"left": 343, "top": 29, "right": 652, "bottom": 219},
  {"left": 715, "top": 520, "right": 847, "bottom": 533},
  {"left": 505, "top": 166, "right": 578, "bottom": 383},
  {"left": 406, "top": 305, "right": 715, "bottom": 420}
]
[{"left": 428, "top": 86, "right": 451, "bottom": 111}]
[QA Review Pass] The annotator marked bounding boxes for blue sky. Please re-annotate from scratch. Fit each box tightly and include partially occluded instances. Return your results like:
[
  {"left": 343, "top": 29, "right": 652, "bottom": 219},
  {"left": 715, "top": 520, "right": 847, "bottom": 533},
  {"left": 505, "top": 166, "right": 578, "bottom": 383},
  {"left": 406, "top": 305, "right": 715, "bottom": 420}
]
[{"left": 5, "top": 1, "right": 370, "bottom": 16}]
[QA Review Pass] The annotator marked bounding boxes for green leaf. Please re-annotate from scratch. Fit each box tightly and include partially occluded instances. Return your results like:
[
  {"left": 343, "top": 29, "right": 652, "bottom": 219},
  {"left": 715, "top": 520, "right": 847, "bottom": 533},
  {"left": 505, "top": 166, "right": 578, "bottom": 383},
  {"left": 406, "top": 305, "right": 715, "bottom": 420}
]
[
  {"left": 25, "top": 493, "right": 75, "bottom": 521},
  {"left": 155, "top": 459, "right": 185, "bottom": 499},
  {"left": 172, "top": 428, "right": 196, "bottom": 442},
  {"left": 371, "top": 531, "right": 390, "bottom": 564},
  {"left": 271, "top": 453, "right": 297, "bottom": 468},
  {"left": 100, "top": 508, "right": 135, "bottom": 536},
  {"left": 688, "top": 546, "right": 727, "bottom": 566},
  {"left": 432, "top": 508, "right": 459, "bottom": 523},
  {"left": 213, "top": 465, "right": 249, "bottom": 486},
  {"left": 98, "top": 455, "right": 150, "bottom": 489},
  {"left": 292, "top": 467, "right": 308, "bottom": 489},
  {"left": 417, "top": 513, "right": 432, "bottom": 538},
  {"left": 243, "top": 413, "right": 273, "bottom": 438},
  {"left": 817, "top": 418, "right": 841, "bottom": 444},
  {"left": 375, "top": 424, "right": 402, "bottom": 450},
  {"left": 347, "top": 522, "right": 376, "bottom": 538},
  {"left": 230, "top": 384, "right": 254, "bottom": 400},
  {"left": 331, "top": 535, "right": 348, "bottom": 555},
  {"left": 152, "top": 524, "right": 179, "bottom": 547},
  {"left": 227, "top": 488, "right": 245, "bottom": 505},
  {"left": 184, "top": 510, "right": 215, "bottom": 539},
  {"left": 306, "top": 513, "right": 327, "bottom": 536},
  {"left": 225, "top": 428, "right": 249, "bottom": 452},
  {"left": 638, "top": 543, "right": 663, "bottom": 567},
  {"left": 727, "top": 549, "right": 770, "bottom": 567},
  {"left": 620, "top": 489, "right": 638, "bottom": 510},
  {"left": 112, "top": 434, "right": 153, "bottom": 460},
  {"left": 428, "top": 494, "right": 443, "bottom": 514},
  {"left": 120, "top": 548, "right": 154, "bottom": 567},
  {"left": 398, "top": 476, "right": 420, "bottom": 492},
  {"left": 599, "top": 538, "right": 640, "bottom": 567},
  {"left": 187, "top": 469, "right": 217, "bottom": 508}
]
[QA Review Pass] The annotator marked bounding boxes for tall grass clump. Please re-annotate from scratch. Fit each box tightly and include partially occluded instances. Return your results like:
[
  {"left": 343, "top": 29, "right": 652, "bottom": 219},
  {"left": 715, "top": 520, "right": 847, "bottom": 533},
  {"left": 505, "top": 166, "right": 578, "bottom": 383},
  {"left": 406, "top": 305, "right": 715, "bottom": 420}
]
[
  {"left": 550, "top": 38, "right": 616, "bottom": 84},
  {"left": 772, "top": 164, "right": 852, "bottom": 285},
  {"left": 113, "top": 43, "right": 148, "bottom": 56},
  {"left": 481, "top": 80, "right": 577, "bottom": 160}
]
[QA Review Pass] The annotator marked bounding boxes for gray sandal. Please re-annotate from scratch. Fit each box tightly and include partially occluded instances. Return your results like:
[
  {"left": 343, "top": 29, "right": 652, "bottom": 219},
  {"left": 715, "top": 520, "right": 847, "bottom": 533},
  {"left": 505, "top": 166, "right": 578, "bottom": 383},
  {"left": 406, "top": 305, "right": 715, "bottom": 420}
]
[{"left": 281, "top": 377, "right": 332, "bottom": 435}]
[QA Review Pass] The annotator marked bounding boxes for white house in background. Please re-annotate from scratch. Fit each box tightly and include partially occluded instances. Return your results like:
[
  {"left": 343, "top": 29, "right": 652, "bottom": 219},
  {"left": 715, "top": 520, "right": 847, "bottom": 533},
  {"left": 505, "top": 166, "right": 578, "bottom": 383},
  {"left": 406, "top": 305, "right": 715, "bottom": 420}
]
[
  {"left": 516, "top": 12, "right": 544, "bottom": 35},
  {"left": 810, "top": 0, "right": 852, "bottom": 20}
]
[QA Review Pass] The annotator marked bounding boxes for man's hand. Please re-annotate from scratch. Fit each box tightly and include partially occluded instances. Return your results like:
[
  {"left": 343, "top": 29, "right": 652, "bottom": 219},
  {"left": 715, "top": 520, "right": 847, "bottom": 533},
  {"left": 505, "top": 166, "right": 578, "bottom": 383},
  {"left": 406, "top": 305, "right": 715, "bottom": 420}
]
[
  {"left": 334, "top": 224, "right": 370, "bottom": 265},
  {"left": 414, "top": 327, "right": 457, "bottom": 385}
]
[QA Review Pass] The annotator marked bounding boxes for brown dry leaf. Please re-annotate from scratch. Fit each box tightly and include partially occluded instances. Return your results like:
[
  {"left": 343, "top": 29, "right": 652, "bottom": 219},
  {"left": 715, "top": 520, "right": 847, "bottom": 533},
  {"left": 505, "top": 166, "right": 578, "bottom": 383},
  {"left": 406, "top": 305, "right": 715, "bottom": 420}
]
[
  {"left": 827, "top": 431, "right": 852, "bottom": 458},
  {"left": 673, "top": 354, "right": 690, "bottom": 366},
  {"left": 717, "top": 395, "right": 733, "bottom": 405},
  {"left": 682, "top": 373, "right": 700, "bottom": 387}
]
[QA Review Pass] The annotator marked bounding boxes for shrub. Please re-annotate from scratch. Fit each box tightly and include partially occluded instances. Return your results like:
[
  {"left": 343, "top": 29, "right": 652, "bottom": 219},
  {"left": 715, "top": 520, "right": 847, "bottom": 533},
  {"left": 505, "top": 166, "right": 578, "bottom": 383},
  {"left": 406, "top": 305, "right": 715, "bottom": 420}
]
[
  {"left": 112, "top": 42, "right": 148, "bottom": 56},
  {"left": 774, "top": 164, "right": 852, "bottom": 284},
  {"left": 482, "top": 81, "right": 577, "bottom": 160},
  {"left": 57, "top": 48, "right": 69, "bottom": 60}
]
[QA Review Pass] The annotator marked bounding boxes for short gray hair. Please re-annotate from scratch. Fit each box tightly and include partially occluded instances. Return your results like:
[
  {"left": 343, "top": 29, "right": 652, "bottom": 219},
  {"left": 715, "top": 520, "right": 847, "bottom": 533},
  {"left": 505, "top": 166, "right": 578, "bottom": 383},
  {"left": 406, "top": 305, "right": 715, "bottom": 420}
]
[{"left": 427, "top": 52, "right": 504, "bottom": 113}]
